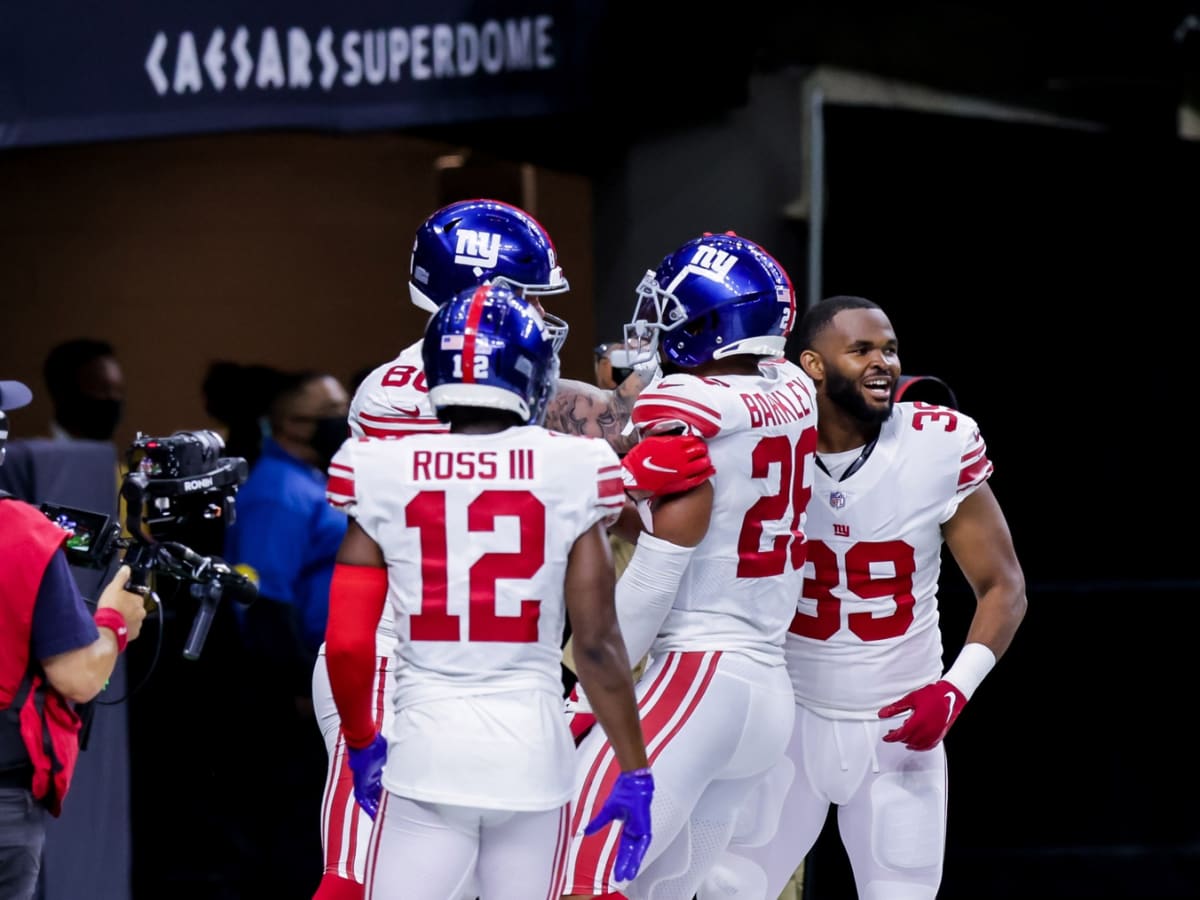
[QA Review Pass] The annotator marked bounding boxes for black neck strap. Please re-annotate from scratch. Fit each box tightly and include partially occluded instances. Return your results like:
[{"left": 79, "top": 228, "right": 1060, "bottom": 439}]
[{"left": 814, "top": 436, "right": 879, "bottom": 483}]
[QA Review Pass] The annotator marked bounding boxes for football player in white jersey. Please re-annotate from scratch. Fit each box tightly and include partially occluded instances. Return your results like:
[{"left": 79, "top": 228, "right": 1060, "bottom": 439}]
[
  {"left": 312, "top": 199, "right": 692, "bottom": 900},
  {"left": 699, "top": 295, "right": 1028, "bottom": 900},
  {"left": 562, "top": 232, "right": 819, "bottom": 900},
  {"left": 322, "top": 281, "right": 655, "bottom": 900}
]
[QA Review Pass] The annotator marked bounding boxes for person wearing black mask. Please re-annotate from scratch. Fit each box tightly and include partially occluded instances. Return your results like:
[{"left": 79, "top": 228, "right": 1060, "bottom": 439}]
[
  {"left": 225, "top": 369, "right": 351, "bottom": 661},
  {"left": 43, "top": 339, "right": 126, "bottom": 442},
  {"left": 222, "top": 368, "right": 350, "bottom": 896}
]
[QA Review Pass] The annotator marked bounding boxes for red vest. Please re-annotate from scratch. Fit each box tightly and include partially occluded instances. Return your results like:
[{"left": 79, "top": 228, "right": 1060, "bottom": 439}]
[{"left": 0, "top": 496, "right": 83, "bottom": 815}]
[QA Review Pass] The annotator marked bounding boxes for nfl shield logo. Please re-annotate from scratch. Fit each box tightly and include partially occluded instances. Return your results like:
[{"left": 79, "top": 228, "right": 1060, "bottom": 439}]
[{"left": 829, "top": 491, "right": 846, "bottom": 509}]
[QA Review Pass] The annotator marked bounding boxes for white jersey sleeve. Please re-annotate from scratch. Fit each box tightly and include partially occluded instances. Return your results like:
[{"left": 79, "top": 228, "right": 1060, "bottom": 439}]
[
  {"left": 347, "top": 340, "right": 446, "bottom": 439},
  {"left": 628, "top": 358, "right": 820, "bottom": 665},
  {"left": 785, "top": 401, "right": 995, "bottom": 715}
]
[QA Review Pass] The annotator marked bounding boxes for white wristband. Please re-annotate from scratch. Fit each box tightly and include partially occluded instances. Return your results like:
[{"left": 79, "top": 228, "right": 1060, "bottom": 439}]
[{"left": 942, "top": 642, "right": 996, "bottom": 700}]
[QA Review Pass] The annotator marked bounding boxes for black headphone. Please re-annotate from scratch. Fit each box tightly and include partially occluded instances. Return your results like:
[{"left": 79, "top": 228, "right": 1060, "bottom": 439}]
[{"left": 894, "top": 374, "right": 959, "bottom": 410}]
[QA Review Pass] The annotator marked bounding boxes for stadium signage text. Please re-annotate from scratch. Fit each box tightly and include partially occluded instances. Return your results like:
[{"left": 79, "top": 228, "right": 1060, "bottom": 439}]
[{"left": 144, "top": 16, "right": 558, "bottom": 96}]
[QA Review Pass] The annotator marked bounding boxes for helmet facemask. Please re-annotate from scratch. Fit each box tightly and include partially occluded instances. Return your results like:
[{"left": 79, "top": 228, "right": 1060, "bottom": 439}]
[
  {"left": 619, "top": 269, "right": 690, "bottom": 367},
  {"left": 493, "top": 275, "right": 570, "bottom": 353},
  {"left": 623, "top": 234, "right": 795, "bottom": 369}
]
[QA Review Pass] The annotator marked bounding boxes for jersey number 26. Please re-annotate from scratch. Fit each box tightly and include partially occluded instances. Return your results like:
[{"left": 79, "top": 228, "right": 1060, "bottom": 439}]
[{"left": 737, "top": 427, "right": 818, "bottom": 578}]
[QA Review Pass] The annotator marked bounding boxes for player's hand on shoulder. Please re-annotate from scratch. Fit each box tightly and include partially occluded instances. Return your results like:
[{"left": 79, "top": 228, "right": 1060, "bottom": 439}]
[{"left": 620, "top": 434, "right": 714, "bottom": 501}]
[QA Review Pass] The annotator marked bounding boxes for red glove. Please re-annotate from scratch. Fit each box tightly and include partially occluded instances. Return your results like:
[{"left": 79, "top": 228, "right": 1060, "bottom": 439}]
[
  {"left": 878, "top": 680, "right": 967, "bottom": 751},
  {"left": 565, "top": 684, "right": 597, "bottom": 745},
  {"left": 621, "top": 435, "right": 714, "bottom": 499}
]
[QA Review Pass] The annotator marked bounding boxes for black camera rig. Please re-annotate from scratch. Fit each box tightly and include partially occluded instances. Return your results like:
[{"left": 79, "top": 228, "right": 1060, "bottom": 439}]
[{"left": 41, "top": 429, "right": 258, "bottom": 661}]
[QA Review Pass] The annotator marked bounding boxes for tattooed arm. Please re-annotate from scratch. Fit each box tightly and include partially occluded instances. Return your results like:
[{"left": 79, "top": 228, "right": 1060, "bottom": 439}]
[{"left": 545, "top": 370, "right": 650, "bottom": 455}]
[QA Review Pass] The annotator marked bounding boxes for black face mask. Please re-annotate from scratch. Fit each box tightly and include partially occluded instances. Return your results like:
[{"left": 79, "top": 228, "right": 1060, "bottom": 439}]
[
  {"left": 309, "top": 416, "right": 349, "bottom": 469},
  {"left": 63, "top": 396, "right": 123, "bottom": 441}
]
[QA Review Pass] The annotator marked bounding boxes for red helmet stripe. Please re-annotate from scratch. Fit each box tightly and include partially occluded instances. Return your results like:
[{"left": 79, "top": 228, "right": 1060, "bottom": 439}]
[{"left": 461, "top": 283, "right": 490, "bottom": 383}]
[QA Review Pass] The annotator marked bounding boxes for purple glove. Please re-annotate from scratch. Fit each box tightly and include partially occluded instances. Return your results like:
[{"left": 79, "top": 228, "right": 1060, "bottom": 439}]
[
  {"left": 346, "top": 732, "right": 387, "bottom": 819},
  {"left": 585, "top": 767, "right": 654, "bottom": 882}
]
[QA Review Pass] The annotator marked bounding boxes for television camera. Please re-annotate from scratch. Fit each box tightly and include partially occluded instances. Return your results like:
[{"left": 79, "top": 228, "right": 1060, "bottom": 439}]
[{"left": 41, "top": 429, "right": 258, "bottom": 661}]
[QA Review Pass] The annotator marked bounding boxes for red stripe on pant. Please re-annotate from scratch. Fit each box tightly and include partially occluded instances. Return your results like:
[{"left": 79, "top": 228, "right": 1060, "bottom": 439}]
[
  {"left": 566, "top": 651, "right": 721, "bottom": 895},
  {"left": 363, "top": 789, "right": 389, "bottom": 895},
  {"left": 567, "top": 653, "right": 683, "bottom": 840},
  {"left": 547, "top": 805, "right": 572, "bottom": 900},
  {"left": 322, "top": 655, "right": 389, "bottom": 880}
]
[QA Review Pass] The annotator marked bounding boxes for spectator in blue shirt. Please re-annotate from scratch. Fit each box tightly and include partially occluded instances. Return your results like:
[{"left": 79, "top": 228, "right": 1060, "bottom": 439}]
[
  {"left": 222, "top": 368, "right": 350, "bottom": 897},
  {"left": 226, "top": 369, "right": 350, "bottom": 683}
]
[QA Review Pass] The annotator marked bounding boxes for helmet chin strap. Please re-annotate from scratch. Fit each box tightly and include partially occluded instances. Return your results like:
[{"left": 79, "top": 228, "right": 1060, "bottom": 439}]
[{"left": 0, "top": 409, "right": 9, "bottom": 466}]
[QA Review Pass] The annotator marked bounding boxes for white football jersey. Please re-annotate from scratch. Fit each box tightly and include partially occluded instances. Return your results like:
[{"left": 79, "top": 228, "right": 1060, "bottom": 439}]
[
  {"left": 347, "top": 340, "right": 447, "bottom": 440},
  {"left": 785, "top": 401, "right": 994, "bottom": 715},
  {"left": 326, "top": 427, "right": 625, "bottom": 808},
  {"left": 631, "top": 358, "right": 818, "bottom": 665}
]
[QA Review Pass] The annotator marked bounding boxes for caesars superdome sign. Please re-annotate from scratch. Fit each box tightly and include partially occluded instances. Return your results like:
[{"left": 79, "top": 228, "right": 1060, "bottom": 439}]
[{"left": 0, "top": 0, "right": 600, "bottom": 147}]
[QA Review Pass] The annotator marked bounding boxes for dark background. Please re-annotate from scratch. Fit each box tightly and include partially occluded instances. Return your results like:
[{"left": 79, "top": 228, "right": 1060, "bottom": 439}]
[{"left": 428, "top": 2, "right": 1200, "bottom": 168}]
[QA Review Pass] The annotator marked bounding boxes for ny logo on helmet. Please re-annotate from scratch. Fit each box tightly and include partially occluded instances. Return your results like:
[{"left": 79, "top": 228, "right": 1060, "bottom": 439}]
[
  {"left": 687, "top": 246, "right": 738, "bottom": 282},
  {"left": 454, "top": 230, "right": 502, "bottom": 269}
]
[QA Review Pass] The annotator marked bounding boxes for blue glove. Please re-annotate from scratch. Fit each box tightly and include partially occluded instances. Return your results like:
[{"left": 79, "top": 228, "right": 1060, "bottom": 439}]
[
  {"left": 585, "top": 767, "right": 654, "bottom": 882},
  {"left": 346, "top": 732, "right": 387, "bottom": 819}
]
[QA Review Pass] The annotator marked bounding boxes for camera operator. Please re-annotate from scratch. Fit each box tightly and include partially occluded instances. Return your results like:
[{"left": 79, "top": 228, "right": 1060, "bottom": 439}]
[{"left": 0, "top": 379, "right": 147, "bottom": 900}]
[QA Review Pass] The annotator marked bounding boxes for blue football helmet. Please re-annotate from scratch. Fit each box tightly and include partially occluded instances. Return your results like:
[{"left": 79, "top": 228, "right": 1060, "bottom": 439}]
[
  {"left": 622, "top": 232, "right": 796, "bottom": 369},
  {"left": 409, "top": 198, "right": 569, "bottom": 350},
  {"left": 422, "top": 280, "right": 560, "bottom": 425}
]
